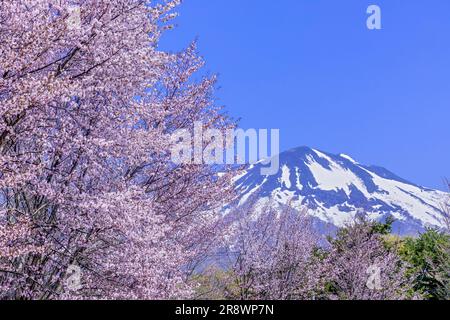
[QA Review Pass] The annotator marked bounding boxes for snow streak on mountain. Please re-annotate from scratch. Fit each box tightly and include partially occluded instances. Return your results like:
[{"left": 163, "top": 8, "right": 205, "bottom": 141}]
[{"left": 234, "top": 147, "right": 447, "bottom": 234}]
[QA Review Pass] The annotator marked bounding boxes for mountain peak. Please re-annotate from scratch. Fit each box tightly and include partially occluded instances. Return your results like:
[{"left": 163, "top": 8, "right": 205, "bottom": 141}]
[{"left": 234, "top": 146, "right": 448, "bottom": 235}]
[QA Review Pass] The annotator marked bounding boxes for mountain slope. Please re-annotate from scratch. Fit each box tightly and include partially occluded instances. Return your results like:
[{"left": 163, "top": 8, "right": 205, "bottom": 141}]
[{"left": 234, "top": 147, "right": 447, "bottom": 234}]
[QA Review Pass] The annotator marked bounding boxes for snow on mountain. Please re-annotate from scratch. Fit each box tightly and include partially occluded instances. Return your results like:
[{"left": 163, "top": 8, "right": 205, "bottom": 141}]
[{"left": 233, "top": 146, "right": 448, "bottom": 234}]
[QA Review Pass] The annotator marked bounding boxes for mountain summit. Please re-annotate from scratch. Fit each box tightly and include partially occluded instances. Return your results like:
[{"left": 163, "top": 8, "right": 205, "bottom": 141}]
[{"left": 234, "top": 146, "right": 447, "bottom": 234}]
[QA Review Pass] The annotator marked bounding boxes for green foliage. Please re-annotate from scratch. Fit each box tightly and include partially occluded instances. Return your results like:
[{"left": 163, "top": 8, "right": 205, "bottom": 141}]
[
  {"left": 371, "top": 216, "right": 395, "bottom": 235},
  {"left": 382, "top": 234, "right": 404, "bottom": 251},
  {"left": 312, "top": 246, "right": 329, "bottom": 261},
  {"left": 399, "top": 229, "right": 450, "bottom": 300}
]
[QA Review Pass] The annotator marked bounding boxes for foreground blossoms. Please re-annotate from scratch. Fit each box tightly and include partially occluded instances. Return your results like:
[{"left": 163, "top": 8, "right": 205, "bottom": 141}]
[
  {"left": 0, "top": 0, "right": 236, "bottom": 299},
  {"left": 1, "top": 1, "right": 449, "bottom": 302}
]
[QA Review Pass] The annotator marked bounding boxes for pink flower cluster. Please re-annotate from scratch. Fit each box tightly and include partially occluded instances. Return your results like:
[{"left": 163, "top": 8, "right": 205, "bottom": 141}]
[{"left": 0, "top": 0, "right": 235, "bottom": 299}]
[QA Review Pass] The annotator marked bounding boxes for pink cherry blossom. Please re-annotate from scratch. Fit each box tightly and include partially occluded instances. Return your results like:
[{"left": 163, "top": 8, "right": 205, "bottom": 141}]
[{"left": 0, "top": 0, "right": 236, "bottom": 299}]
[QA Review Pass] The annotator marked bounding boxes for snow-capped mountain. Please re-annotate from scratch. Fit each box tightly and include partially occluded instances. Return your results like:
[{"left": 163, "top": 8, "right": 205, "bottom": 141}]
[{"left": 233, "top": 146, "right": 448, "bottom": 235}]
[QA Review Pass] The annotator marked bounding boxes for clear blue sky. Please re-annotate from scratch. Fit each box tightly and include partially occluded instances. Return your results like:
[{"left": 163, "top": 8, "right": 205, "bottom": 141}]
[{"left": 159, "top": 0, "right": 450, "bottom": 190}]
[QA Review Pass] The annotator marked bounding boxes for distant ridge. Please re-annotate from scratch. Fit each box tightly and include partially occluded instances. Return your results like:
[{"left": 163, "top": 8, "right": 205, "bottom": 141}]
[{"left": 233, "top": 146, "right": 447, "bottom": 235}]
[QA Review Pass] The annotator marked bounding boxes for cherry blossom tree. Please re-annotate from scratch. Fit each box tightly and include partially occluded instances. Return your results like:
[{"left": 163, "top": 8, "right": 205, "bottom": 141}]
[
  {"left": 322, "top": 218, "right": 415, "bottom": 300},
  {"left": 225, "top": 202, "right": 322, "bottom": 300},
  {"left": 0, "top": 0, "right": 235, "bottom": 299}
]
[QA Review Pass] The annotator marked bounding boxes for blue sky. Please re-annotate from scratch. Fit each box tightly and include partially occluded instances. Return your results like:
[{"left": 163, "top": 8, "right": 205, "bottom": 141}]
[{"left": 160, "top": 0, "right": 450, "bottom": 190}]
